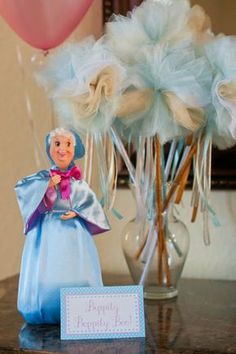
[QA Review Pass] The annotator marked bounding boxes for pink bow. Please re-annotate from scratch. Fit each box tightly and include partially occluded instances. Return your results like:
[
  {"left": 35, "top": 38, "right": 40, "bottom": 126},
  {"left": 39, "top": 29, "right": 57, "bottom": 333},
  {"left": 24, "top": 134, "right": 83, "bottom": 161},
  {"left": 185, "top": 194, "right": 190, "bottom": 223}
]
[{"left": 50, "top": 166, "right": 81, "bottom": 199}]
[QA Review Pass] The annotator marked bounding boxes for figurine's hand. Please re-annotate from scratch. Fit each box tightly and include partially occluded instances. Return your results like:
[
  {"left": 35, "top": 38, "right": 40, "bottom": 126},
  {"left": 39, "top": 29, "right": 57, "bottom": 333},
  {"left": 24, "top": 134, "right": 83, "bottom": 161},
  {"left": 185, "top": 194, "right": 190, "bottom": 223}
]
[
  {"left": 61, "top": 211, "right": 77, "bottom": 220},
  {"left": 49, "top": 175, "right": 61, "bottom": 187}
]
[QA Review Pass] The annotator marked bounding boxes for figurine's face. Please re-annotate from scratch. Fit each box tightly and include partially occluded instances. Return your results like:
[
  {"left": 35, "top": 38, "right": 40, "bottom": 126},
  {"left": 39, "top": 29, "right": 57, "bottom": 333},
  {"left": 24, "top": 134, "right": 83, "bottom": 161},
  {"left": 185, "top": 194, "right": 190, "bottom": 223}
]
[{"left": 49, "top": 134, "right": 75, "bottom": 170}]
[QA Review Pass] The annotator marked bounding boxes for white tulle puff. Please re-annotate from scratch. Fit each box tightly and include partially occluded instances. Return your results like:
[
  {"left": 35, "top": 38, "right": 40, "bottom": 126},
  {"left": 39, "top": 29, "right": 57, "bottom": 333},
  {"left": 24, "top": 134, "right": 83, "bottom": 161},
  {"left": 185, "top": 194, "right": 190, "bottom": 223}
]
[
  {"left": 118, "top": 43, "right": 212, "bottom": 143},
  {"left": 205, "top": 36, "right": 236, "bottom": 149},
  {"left": 105, "top": 0, "right": 212, "bottom": 66},
  {"left": 35, "top": 37, "right": 127, "bottom": 134}
]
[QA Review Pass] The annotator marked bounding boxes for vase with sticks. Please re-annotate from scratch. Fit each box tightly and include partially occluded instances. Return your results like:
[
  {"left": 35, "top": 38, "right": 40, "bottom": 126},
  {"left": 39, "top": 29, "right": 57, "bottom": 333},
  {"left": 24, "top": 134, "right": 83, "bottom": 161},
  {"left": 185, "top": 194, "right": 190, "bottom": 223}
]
[
  {"left": 122, "top": 137, "right": 195, "bottom": 299},
  {"left": 122, "top": 204, "right": 190, "bottom": 299}
]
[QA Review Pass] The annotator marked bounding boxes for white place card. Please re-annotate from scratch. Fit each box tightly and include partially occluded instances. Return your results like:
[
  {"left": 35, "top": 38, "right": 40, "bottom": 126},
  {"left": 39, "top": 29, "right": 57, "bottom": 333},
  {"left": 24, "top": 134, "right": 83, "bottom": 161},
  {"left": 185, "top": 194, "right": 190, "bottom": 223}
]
[{"left": 60, "top": 285, "right": 145, "bottom": 340}]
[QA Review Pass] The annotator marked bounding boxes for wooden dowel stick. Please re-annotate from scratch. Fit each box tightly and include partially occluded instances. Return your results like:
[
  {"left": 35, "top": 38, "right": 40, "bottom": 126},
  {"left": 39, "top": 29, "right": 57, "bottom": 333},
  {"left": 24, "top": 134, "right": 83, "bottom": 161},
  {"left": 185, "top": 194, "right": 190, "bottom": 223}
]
[
  {"left": 191, "top": 203, "right": 199, "bottom": 222},
  {"left": 156, "top": 137, "right": 172, "bottom": 287},
  {"left": 134, "top": 232, "right": 148, "bottom": 260},
  {"left": 175, "top": 162, "right": 191, "bottom": 204},
  {"left": 163, "top": 143, "right": 197, "bottom": 212}
]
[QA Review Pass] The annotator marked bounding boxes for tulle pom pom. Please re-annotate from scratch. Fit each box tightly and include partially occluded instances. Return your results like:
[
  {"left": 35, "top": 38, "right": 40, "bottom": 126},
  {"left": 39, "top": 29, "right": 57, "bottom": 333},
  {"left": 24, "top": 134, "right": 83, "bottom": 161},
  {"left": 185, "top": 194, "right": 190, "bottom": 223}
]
[
  {"left": 36, "top": 37, "right": 126, "bottom": 134},
  {"left": 118, "top": 44, "right": 212, "bottom": 143},
  {"left": 205, "top": 36, "right": 236, "bottom": 149}
]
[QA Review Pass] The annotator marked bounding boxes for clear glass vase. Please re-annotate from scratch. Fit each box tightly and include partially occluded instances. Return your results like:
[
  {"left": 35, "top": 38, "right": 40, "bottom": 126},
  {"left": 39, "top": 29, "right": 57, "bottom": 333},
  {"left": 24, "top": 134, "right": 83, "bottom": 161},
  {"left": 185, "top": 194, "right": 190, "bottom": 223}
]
[{"left": 122, "top": 206, "right": 189, "bottom": 300}]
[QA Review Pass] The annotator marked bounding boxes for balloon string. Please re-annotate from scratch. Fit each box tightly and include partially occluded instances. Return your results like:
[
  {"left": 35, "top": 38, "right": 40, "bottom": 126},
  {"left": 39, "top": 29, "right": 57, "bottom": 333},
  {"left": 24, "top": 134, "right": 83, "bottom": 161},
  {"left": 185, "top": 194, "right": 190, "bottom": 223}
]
[
  {"left": 16, "top": 44, "right": 46, "bottom": 168},
  {"left": 49, "top": 101, "right": 57, "bottom": 130},
  {"left": 25, "top": 92, "right": 48, "bottom": 166}
]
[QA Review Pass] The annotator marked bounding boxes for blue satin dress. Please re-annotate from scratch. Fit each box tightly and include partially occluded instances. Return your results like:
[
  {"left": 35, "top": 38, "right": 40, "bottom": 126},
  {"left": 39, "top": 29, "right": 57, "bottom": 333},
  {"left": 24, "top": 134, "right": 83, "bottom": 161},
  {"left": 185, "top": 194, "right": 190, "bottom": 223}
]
[{"left": 15, "top": 170, "right": 110, "bottom": 324}]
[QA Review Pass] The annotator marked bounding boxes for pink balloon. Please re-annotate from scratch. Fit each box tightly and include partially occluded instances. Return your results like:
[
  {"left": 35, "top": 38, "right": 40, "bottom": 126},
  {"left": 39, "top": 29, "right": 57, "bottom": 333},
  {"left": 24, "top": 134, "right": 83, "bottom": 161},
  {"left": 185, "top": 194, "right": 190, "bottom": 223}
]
[{"left": 0, "top": 0, "right": 94, "bottom": 50}]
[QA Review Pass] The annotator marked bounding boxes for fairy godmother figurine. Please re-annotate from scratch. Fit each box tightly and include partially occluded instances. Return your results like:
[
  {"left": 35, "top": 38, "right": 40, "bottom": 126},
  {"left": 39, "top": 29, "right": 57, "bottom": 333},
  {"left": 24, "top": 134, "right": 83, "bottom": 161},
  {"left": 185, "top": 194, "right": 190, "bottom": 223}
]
[{"left": 15, "top": 128, "right": 110, "bottom": 324}]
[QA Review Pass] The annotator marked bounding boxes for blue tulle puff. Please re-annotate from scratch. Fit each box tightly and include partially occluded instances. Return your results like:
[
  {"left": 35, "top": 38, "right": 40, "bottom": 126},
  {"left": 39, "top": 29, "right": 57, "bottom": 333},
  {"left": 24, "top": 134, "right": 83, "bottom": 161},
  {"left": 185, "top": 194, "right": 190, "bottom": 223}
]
[
  {"left": 205, "top": 36, "right": 236, "bottom": 149},
  {"left": 35, "top": 37, "right": 126, "bottom": 134},
  {"left": 118, "top": 44, "right": 212, "bottom": 143},
  {"left": 105, "top": 0, "right": 206, "bottom": 65}
]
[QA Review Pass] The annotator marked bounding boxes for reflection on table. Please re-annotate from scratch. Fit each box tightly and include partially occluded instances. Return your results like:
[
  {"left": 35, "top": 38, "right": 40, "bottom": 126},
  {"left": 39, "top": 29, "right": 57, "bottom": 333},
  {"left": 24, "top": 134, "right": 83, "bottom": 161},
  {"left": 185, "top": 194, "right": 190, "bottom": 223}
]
[{"left": 0, "top": 275, "right": 236, "bottom": 353}]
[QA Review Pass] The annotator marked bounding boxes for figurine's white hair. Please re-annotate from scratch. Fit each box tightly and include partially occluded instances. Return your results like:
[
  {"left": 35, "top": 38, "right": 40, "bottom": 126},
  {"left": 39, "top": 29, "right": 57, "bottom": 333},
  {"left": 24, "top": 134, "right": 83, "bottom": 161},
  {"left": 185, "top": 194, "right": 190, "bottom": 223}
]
[{"left": 48, "top": 128, "right": 76, "bottom": 146}]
